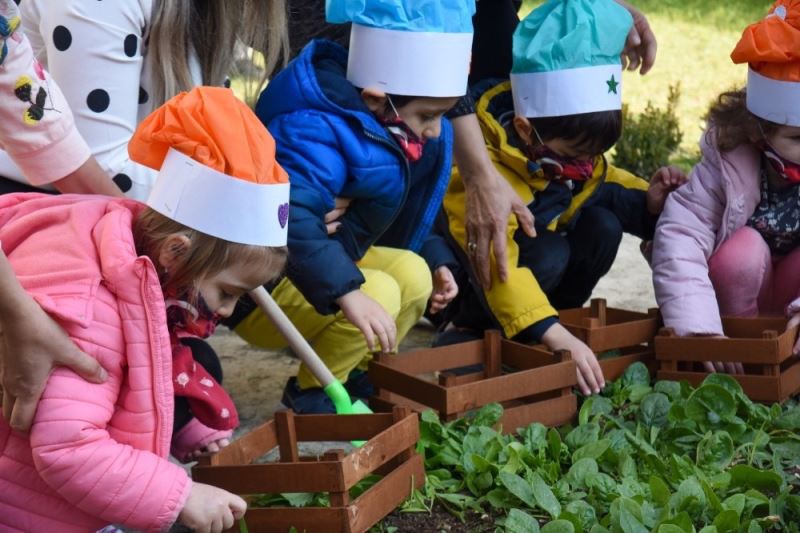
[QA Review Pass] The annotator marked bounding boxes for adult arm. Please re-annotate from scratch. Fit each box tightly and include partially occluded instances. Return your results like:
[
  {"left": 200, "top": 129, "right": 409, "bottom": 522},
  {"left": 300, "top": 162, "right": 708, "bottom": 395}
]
[{"left": 11, "top": 0, "right": 159, "bottom": 199}]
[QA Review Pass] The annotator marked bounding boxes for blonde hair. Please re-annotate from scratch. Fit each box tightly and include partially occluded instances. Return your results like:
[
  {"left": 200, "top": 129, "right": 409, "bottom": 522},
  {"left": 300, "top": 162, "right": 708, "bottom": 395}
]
[
  {"left": 134, "top": 208, "right": 287, "bottom": 295},
  {"left": 147, "top": 0, "right": 289, "bottom": 107}
]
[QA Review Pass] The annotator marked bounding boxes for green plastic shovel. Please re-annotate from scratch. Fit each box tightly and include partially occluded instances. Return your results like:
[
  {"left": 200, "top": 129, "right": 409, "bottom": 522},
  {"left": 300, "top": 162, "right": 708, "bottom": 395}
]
[{"left": 249, "top": 287, "right": 373, "bottom": 421}]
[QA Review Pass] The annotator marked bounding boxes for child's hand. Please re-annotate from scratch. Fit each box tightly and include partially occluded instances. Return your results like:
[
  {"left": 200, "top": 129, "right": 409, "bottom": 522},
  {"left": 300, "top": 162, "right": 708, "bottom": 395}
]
[
  {"left": 647, "top": 166, "right": 688, "bottom": 215},
  {"left": 542, "top": 323, "right": 605, "bottom": 395},
  {"left": 430, "top": 266, "right": 458, "bottom": 314},
  {"left": 324, "top": 197, "right": 351, "bottom": 235},
  {"left": 190, "top": 437, "right": 231, "bottom": 460},
  {"left": 688, "top": 333, "right": 744, "bottom": 374},
  {"left": 787, "top": 314, "right": 800, "bottom": 355},
  {"left": 337, "top": 289, "right": 397, "bottom": 353},
  {"left": 179, "top": 482, "right": 246, "bottom": 533}
]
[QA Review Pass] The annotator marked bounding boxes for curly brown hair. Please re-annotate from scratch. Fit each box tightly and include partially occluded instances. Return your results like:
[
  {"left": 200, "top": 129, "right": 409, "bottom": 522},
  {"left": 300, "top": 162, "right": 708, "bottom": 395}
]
[{"left": 706, "top": 89, "right": 780, "bottom": 152}]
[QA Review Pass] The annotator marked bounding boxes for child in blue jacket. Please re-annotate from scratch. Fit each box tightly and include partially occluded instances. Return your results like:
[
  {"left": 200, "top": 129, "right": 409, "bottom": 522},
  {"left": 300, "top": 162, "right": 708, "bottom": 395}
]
[{"left": 224, "top": 0, "right": 474, "bottom": 413}]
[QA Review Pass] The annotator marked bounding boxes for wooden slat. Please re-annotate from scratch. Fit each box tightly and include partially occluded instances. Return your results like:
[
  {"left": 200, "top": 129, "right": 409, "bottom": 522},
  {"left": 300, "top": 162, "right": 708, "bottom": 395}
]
[
  {"left": 341, "top": 413, "right": 419, "bottom": 488},
  {"left": 292, "top": 413, "right": 394, "bottom": 441},
  {"left": 779, "top": 361, "right": 800, "bottom": 400},
  {"left": 234, "top": 507, "right": 347, "bottom": 533},
  {"left": 369, "top": 390, "right": 432, "bottom": 414},
  {"left": 502, "top": 342, "right": 559, "bottom": 369},
  {"left": 722, "top": 316, "right": 788, "bottom": 337},
  {"left": 655, "top": 336, "right": 783, "bottom": 364},
  {"left": 326, "top": 450, "right": 349, "bottom": 507},
  {"left": 484, "top": 330, "right": 502, "bottom": 377},
  {"left": 348, "top": 453, "right": 426, "bottom": 533},
  {"left": 369, "top": 362, "right": 448, "bottom": 410},
  {"left": 371, "top": 340, "right": 484, "bottom": 374},
  {"left": 197, "top": 420, "right": 278, "bottom": 467},
  {"left": 500, "top": 394, "right": 577, "bottom": 433},
  {"left": 275, "top": 410, "right": 299, "bottom": 462},
  {"left": 438, "top": 370, "right": 485, "bottom": 387},
  {"left": 599, "top": 350, "right": 655, "bottom": 382},
  {"left": 446, "top": 361, "right": 577, "bottom": 414},
  {"left": 192, "top": 461, "right": 346, "bottom": 493}
]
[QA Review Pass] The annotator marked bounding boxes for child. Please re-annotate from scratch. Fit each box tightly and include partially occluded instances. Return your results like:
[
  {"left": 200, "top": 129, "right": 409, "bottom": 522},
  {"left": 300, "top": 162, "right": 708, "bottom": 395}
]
[
  {"left": 0, "top": 87, "right": 290, "bottom": 532},
  {"left": 224, "top": 0, "right": 472, "bottom": 413},
  {"left": 440, "top": 0, "right": 686, "bottom": 395},
  {"left": 653, "top": 1, "right": 800, "bottom": 367}
]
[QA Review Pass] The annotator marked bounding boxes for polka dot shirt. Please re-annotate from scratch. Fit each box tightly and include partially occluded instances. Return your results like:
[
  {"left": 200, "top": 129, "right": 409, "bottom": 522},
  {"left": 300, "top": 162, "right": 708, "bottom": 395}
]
[{"left": 0, "top": 0, "right": 204, "bottom": 199}]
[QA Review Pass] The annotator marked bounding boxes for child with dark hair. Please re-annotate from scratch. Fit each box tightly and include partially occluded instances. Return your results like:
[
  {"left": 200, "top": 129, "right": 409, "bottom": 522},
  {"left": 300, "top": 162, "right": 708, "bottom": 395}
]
[
  {"left": 653, "top": 1, "right": 800, "bottom": 368},
  {"left": 441, "top": 0, "right": 685, "bottom": 395},
  {"left": 224, "top": 0, "right": 473, "bottom": 413}
]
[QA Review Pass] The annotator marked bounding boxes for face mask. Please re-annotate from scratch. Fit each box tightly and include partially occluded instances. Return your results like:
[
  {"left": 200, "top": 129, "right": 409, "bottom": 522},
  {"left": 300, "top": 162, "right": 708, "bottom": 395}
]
[
  {"left": 527, "top": 126, "right": 593, "bottom": 182},
  {"left": 760, "top": 140, "right": 800, "bottom": 184},
  {"left": 165, "top": 292, "right": 219, "bottom": 339},
  {"left": 381, "top": 95, "right": 426, "bottom": 162}
]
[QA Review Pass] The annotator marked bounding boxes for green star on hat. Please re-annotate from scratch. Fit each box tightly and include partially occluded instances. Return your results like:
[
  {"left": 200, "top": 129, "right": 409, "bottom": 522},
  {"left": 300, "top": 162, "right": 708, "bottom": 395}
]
[{"left": 510, "top": 0, "right": 633, "bottom": 118}]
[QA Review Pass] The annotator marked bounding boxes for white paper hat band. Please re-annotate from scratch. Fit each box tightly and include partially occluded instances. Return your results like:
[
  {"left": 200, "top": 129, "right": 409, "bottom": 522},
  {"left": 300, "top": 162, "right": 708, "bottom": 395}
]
[
  {"left": 746, "top": 68, "right": 800, "bottom": 127},
  {"left": 347, "top": 24, "right": 473, "bottom": 97},
  {"left": 511, "top": 64, "right": 623, "bottom": 118},
  {"left": 146, "top": 148, "right": 290, "bottom": 247}
]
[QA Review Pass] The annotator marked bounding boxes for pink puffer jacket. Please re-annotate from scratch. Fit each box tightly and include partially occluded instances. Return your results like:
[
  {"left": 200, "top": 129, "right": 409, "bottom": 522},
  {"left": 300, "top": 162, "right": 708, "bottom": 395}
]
[
  {"left": 652, "top": 131, "right": 764, "bottom": 336},
  {"left": 0, "top": 194, "right": 191, "bottom": 532}
]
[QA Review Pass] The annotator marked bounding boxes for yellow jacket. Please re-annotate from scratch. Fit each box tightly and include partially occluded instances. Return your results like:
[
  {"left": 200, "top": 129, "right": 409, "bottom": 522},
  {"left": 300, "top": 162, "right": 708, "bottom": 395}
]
[{"left": 444, "top": 80, "right": 649, "bottom": 338}]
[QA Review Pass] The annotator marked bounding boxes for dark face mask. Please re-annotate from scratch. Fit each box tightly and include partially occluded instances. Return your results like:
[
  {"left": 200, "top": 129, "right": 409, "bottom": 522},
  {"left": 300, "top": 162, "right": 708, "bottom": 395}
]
[
  {"left": 380, "top": 95, "right": 426, "bottom": 162},
  {"left": 527, "top": 143, "right": 595, "bottom": 182}
]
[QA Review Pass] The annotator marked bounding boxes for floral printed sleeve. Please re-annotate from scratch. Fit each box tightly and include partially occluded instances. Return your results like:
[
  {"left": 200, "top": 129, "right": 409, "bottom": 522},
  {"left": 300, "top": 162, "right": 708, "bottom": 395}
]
[{"left": 0, "top": 0, "right": 90, "bottom": 185}]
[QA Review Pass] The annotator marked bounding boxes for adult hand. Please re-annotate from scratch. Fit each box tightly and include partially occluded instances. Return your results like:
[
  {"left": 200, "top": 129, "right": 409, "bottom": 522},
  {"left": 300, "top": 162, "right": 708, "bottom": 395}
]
[
  {"left": 52, "top": 156, "right": 123, "bottom": 197},
  {"left": 0, "top": 295, "right": 108, "bottom": 432},
  {"left": 453, "top": 114, "right": 535, "bottom": 290},
  {"left": 616, "top": 0, "right": 657, "bottom": 75},
  {"left": 336, "top": 289, "right": 397, "bottom": 353},
  {"left": 324, "top": 197, "right": 351, "bottom": 235},
  {"left": 542, "top": 322, "right": 605, "bottom": 396},
  {"left": 429, "top": 266, "right": 459, "bottom": 314}
]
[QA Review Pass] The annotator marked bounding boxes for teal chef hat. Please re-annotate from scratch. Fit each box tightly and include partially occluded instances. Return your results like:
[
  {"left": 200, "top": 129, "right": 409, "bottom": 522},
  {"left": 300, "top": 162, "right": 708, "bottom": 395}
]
[
  {"left": 510, "top": 0, "right": 632, "bottom": 118},
  {"left": 326, "top": 0, "right": 475, "bottom": 97}
]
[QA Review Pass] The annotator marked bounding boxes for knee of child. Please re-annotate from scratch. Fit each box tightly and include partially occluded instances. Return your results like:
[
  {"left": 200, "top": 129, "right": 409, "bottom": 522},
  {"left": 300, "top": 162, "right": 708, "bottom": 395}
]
[
  {"left": 584, "top": 207, "right": 623, "bottom": 244},
  {"left": 391, "top": 251, "right": 434, "bottom": 304},
  {"left": 710, "top": 226, "right": 770, "bottom": 279},
  {"left": 360, "top": 270, "right": 403, "bottom": 318}
]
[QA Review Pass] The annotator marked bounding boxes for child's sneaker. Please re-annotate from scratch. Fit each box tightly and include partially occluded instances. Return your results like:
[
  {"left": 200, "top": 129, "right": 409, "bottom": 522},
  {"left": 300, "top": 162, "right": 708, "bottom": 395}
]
[{"left": 280, "top": 377, "right": 336, "bottom": 414}]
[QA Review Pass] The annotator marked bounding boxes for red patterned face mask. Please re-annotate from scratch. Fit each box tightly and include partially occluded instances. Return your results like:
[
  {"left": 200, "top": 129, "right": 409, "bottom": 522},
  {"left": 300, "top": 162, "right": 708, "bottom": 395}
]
[
  {"left": 760, "top": 141, "right": 800, "bottom": 184},
  {"left": 526, "top": 125, "right": 594, "bottom": 182},
  {"left": 381, "top": 95, "right": 426, "bottom": 162}
]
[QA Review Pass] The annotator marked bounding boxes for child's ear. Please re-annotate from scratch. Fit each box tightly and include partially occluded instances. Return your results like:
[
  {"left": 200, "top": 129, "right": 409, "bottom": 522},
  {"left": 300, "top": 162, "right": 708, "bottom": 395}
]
[
  {"left": 158, "top": 233, "right": 191, "bottom": 272},
  {"left": 361, "top": 87, "right": 388, "bottom": 116},
  {"left": 513, "top": 116, "right": 534, "bottom": 146}
]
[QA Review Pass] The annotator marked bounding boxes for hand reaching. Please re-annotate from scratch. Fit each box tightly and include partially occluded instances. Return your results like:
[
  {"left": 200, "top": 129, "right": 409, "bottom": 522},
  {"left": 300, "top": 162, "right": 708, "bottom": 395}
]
[{"left": 429, "top": 266, "right": 458, "bottom": 314}]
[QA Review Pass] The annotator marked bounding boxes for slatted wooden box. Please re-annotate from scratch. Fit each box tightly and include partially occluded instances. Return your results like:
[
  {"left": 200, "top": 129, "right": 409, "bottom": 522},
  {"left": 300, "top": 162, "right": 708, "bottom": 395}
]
[
  {"left": 192, "top": 407, "right": 424, "bottom": 533},
  {"left": 523, "top": 344, "right": 656, "bottom": 383},
  {"left": 655, "top": 317, "right": 800, "bottom": 403},
  {"left": 368, "top": 330, "right": 578, "bottom": 433},
  {"left": 559, "top": 298, "right": 660, "bottom": 353}
]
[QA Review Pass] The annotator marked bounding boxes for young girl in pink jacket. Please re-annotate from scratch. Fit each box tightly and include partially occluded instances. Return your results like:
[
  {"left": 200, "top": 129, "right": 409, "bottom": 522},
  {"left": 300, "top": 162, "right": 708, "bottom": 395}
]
[
  {"left": 0, "top": 86, "right": 290, "bottom": 532},
  {"left": 653, "top": 1, "right": 800, "bottom": 367}
]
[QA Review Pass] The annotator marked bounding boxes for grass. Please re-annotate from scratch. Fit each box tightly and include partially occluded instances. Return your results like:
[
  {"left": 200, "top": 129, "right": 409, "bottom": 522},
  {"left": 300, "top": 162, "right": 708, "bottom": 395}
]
[{"left": 521, "top": 0, "right": 773, "bottom": 167}]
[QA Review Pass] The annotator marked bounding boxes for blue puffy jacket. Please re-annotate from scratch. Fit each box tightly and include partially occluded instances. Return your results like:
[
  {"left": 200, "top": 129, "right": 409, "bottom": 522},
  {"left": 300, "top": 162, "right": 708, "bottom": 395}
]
[{"left": 256, "top": 40, "right": 456, "bottom": 315}]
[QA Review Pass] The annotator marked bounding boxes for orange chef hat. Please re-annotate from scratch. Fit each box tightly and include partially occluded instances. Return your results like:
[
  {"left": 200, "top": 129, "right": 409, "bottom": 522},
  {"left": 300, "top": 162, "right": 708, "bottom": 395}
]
[
  {"left": 129, "top": 87, "right": 290, "bottom": 246},
  {"left": 731, "top": 1, "right": 800, "bottom": 126}
]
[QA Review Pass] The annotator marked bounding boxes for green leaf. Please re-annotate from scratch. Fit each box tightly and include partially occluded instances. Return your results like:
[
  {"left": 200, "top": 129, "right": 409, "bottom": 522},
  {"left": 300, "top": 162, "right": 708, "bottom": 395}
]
[
  {"left": 547, "top": 428, "right": 563, "bottom": 462},
  {"left": 280, "top": 492, "right": 315, "bottom": 507},
  {"left": 621, "top": 362, "right": 651, "bottom": 386},
  {"left": 721, "top": 493, "right": 745, "bottom": 517},
  {"left": 712, "top": 509, "right": 740, "bottom": 533},
  {"left": 470, "top": 402, "right": 504, "bottom": 427},
  {"left": 531, "top": 472, "right": 562, "bottom": 519},
  {"left": 656, "top": 526, "right": 687, "bottom": 533},
  {"left": 649, "top": 475, "right": 671, "bottom": 506},
  {"left": 653, "top": 380, "right": 682, "bottom": 400},
  {"left": 485, "top": 488, "right": 515, "bottom": 510},
  {"left": 685, "top": 385, "right": 736, "bottom": 427},
  {"left": 565, "top": 423, "right": 600, "bottom": 451},
  {"left": 728, "top": 465, "right": 782, "bottom": 493},
  {"left": 697, "top": 431, "right": 735, "bottom": 471},
  {"left": 669, "top": 477, "right": 707, "bottom": 518},
  {"left": 498, "top": 471, "right": 536, "bottom": 508},
  {"left": 505, "top": 509, "right": 540, "bottom": 533},
  {"left": 638, "top": 393, "right": 671, "bottom": 429},
  {"left": 565, "top": 500, "right": 597, "bottom": 529},
  {"left": 566, "top": 457, "right": 599, "bottom": 488},
  {"left": 698, "top": 527, "right": 718, "bottom": 533},
  {"left": 628, "top": 384, "right": 653, "bottom": 404},
  {"left": 611, "top": 497, "right": 648, "bottom": 533},
  {"left": 540, "top": 519, "right": 575, "bottom": 533},
  {"left": 573, "top": 439, "right": 610, "bottom": 462}
]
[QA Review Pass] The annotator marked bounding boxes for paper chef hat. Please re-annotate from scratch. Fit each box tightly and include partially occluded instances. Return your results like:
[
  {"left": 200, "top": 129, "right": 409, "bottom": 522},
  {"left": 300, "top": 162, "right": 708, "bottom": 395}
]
[
  {"left": 731, "top": 1, "right": 800, "bottom": 126},
  {"left": 510, "top": 0, "right": 632, "bottom": 118},
  {"left": 129, "top": 87, "right": 290, "bottom": 246},
  {"left": 326, "top": 0, "right": 475, "bottom": 97}
]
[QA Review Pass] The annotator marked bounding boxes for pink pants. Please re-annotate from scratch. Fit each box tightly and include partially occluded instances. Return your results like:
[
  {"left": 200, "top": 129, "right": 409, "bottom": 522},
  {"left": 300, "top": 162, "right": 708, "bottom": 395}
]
[{"left": 709, "top": 226, "right": 800, "bottom": 317}]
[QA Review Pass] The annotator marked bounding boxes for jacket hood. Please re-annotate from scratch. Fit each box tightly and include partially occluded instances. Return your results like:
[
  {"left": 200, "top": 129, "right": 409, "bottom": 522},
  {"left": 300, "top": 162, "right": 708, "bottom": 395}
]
[{"left": 257, "top": 39, "right": 387, "bottom": 138}]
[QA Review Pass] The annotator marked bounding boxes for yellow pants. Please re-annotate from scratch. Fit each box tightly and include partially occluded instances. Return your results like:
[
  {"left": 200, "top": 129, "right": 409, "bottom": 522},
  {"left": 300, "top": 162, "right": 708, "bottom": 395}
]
[{"left": 234, "top": 246, "right": 432, "bottom": 389}]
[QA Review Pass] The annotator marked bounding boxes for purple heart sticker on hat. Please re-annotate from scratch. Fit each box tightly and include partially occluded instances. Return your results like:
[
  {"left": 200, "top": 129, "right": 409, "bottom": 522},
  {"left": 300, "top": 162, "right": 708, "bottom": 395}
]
[{"left": 278, "top": 203, "right": 289, "bottom": 229}]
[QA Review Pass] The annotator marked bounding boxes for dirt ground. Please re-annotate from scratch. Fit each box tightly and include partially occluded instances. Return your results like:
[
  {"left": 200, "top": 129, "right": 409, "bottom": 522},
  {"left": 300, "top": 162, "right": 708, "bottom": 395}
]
[{"left": 210, "top": 233, "right": 655, "bottom": 437}]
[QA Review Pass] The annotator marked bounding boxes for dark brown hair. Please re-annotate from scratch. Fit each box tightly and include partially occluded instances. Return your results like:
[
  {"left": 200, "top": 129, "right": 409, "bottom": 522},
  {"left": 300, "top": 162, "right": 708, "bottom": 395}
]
[
  {"left": 706, "top": 89, "right": 779, "bottom": 152},
  {"left": 531, "top": 110, "right": 623, "bottom": 155},
  {"left": 133, "top": 207, "right": 287, "bottom": 295}
]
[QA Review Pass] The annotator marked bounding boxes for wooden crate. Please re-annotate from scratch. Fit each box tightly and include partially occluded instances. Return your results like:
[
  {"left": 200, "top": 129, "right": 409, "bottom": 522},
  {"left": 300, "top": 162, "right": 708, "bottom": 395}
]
[
  {"left": 192, "top": 407, "right": 424, "bottom": 533},
  {"left": 655, "top": 317, "right": 800, "bottom": 403},
  {"left": 524, "top": 344, "right": 656, "bottom": 382},
  {"left": 559, "top": 298, "right": 660, "bottom": 353},
  {"left": 368, "top": 330, "right": 578, "bottom": 433}
]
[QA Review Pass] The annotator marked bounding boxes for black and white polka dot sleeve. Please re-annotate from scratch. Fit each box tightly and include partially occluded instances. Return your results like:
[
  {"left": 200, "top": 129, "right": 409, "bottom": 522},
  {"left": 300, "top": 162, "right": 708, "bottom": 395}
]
[{"left": 6, "top": 0, "right": 156, "bottom": 199}]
